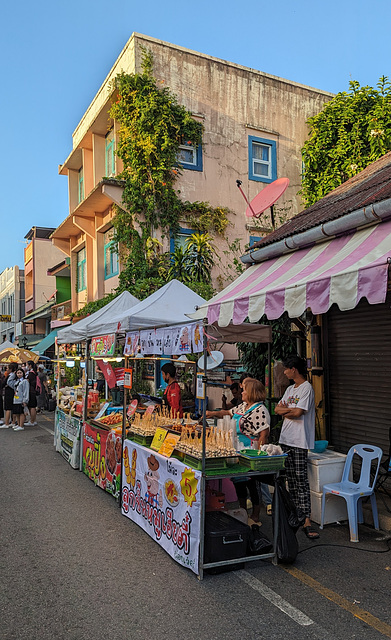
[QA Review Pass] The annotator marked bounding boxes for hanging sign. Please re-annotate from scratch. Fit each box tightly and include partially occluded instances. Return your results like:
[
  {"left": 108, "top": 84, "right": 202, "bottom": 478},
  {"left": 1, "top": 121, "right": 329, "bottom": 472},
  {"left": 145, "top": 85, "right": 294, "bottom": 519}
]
[
  {"left": 90, "top": 334, "right": 116, "bottom": 357},
  {"left": 96, "top": 359, "right": 117, "bottom": 389},
  {"left": 123, "top": 368, "right": 133, "bottom": 389},
  {"left": 127, "top": 399, "right": 138, "bottom": 417},
  {"left": 196, "top": 374, "right": 205, "bottom": 399}
]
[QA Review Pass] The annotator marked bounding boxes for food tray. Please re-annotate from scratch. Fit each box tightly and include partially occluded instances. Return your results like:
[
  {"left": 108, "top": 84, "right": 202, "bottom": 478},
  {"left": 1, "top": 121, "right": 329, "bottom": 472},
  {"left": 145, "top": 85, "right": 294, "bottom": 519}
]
[
  {"left": 239, "top": 450, "right": 287, "bottom": 471},
  {"left": 128, "top": 433, "right": 154, "bottom": 446}
]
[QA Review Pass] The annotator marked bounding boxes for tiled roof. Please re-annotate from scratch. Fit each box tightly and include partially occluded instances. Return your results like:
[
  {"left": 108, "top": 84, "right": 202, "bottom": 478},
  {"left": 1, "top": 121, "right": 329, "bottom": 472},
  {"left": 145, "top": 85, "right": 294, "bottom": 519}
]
[{"left": 251, "top": 151, "right": 391, "bottom": 250}]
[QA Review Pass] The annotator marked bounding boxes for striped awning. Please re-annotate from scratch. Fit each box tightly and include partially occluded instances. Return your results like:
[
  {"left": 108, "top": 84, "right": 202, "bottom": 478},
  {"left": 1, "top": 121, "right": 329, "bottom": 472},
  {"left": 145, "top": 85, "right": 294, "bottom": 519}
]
[{"left": 191, "top": 221, "right": 391, "bottom": 326}]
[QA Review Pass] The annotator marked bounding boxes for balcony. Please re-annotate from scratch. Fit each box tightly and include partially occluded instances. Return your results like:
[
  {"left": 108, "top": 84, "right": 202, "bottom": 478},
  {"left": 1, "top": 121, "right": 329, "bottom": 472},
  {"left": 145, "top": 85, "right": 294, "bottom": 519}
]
[{"left": 51, "top": 300, "right": 72, "bottom": 322}]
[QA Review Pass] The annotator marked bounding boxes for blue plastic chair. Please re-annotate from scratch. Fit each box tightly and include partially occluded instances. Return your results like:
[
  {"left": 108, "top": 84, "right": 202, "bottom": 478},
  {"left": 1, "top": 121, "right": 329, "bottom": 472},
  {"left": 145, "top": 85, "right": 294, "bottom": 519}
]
[{"left": 320, "top": 444, "right": 383, "bottom": 542}]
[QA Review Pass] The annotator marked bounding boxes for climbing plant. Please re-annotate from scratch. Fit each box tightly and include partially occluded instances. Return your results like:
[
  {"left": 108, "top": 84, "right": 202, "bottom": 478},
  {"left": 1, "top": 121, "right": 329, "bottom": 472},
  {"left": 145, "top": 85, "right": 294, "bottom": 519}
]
[{"left": 300, "top": 76, "right": 391, "bottom": 207}]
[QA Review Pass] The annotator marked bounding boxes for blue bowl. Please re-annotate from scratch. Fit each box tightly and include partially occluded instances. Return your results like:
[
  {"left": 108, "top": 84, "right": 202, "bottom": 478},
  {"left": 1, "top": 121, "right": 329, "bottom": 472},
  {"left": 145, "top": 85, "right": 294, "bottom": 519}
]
[{"left": 311, "top": 440, "right": 328, "bottom": 453}]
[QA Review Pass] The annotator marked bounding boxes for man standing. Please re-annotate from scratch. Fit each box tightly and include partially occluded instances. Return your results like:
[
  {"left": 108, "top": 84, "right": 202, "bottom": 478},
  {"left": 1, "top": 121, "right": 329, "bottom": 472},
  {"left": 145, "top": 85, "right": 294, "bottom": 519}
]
[
  {"left": 161, "top": 363, "right": 183, "bottom": 418},
  {"left": 275, "top": 355, "right": 319, "bottom": 539}
]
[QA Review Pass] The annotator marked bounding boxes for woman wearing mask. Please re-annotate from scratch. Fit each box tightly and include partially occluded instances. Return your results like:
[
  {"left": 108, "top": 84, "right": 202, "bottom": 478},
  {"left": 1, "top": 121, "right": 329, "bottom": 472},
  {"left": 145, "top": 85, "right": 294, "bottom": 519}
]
[{"left": 12, "top": 368, "right": 30, "bottom": 431}]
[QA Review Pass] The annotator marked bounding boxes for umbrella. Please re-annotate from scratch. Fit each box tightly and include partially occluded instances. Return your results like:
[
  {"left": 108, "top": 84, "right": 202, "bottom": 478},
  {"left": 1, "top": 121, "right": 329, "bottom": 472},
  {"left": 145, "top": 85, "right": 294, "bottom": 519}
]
[{"left": 0, "top": 347, "right": 40, "bottom": 364}]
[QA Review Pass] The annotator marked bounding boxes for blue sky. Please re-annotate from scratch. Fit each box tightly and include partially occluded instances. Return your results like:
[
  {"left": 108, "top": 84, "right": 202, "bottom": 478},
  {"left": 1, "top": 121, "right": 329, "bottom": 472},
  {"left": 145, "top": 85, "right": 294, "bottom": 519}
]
[{"left": 1, "top": 0, "right": 390, "bottom": 273}]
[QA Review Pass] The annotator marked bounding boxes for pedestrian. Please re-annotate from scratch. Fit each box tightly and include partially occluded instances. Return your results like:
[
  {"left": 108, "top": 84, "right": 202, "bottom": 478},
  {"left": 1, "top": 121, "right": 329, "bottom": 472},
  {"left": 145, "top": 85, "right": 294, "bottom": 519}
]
[
  {"left": 24, "top": 360, "right": 38, "bottom": 426},
  {"left": 275, "top": 355, "right": 319, "bottom": 539},
  {"left": 0, "top": 363, "right": 18, "bottom": 428},
  {"left": 12, "top": 368, "right": 29, "bottom": 431},
  {"left": 37, "top": 364, "right": 48, "bottom": 413},
  {"left": 0, "top": 367, "right": 5, "bottom": 425},
  {"left": 161, "top": 363, "right": 183, "bottom": 418}
]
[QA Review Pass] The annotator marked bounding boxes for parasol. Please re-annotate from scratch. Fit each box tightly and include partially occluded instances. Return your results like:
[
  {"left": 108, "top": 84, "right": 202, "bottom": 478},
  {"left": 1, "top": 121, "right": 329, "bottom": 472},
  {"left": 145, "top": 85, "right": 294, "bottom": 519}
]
[{"left": 0, "top": 347, "right": 40, "bottom": 364}]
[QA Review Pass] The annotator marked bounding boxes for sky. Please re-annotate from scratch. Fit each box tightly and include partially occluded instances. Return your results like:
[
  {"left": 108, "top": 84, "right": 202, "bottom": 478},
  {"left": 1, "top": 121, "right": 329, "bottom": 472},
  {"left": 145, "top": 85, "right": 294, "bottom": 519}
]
[{"left": 1, "top": 0, "right": 390, "bottom": 274}]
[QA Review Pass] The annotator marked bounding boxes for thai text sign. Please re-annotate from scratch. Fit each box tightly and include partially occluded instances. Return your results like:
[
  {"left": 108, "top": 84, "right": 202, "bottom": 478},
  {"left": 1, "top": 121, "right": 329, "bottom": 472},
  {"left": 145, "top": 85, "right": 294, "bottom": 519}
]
[
  {"left": 55, "top": 408, "right": 82, "bottom": 469},
  {"left": 82, "top": 422, "right": 122, "bottom": 498},
  {"left": 122, "top": 440, "right": 201, "bottom": 574},
  {"left": 90, "top": 334, "right": 116, "bottom": 357}
]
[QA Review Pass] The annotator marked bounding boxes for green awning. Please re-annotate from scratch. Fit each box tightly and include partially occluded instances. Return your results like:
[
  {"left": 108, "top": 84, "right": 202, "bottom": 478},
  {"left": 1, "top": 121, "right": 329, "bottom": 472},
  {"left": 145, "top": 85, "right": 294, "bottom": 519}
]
[{"left": 32, "top": 329, "right": 58, "bottom": 355}]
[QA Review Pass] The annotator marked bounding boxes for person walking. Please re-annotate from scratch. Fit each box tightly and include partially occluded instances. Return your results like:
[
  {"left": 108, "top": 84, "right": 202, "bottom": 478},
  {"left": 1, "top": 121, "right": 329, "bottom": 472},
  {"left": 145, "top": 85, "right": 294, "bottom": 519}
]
[
  {"left": 0, "top": 363, "right": 18, "bottom": 429},
  {"left": 12, "top": 368, "right": 30, "bottom": 431},
  {"left": 275, "top": 355, "right": 319, "bottom": 539},
  {"left": 24, "top": 361, "right": 38, "bottom": 427}
]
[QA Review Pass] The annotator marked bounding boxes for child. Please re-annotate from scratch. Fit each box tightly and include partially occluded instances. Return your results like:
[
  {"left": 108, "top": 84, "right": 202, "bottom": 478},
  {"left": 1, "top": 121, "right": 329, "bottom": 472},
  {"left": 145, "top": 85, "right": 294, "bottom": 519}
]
[{"left": 12, "top": 368, "right": 30, "bottom": 431}]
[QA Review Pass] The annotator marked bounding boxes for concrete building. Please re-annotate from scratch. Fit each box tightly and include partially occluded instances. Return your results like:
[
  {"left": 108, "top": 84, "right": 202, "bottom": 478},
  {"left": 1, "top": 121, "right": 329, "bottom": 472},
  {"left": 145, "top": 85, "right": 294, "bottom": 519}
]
[
  {"left": 0, "top": 266, "right": 25, "bottom": 344},
  {"left": 53, "top": 33, "right": 333, "bottom": 311}
]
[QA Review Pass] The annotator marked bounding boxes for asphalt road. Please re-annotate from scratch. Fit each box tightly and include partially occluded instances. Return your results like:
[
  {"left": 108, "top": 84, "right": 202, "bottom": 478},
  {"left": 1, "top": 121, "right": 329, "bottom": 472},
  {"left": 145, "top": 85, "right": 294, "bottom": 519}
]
[{"left": 1, "top": 414, "right": 391, "bottom": 640}]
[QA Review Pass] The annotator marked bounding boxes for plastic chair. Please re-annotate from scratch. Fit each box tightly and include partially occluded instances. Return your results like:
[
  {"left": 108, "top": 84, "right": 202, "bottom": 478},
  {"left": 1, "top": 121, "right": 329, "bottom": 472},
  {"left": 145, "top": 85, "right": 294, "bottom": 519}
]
[{"left": 320, "top": 444, "right": 383, "bottom": 542}]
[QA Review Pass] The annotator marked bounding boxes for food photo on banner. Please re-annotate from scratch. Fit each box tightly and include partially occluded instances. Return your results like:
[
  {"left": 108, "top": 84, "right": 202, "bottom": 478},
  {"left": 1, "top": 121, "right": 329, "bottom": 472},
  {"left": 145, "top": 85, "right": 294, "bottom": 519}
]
[
  {"left": 123, "top": 323, "right": 204, "bottom": 357},
  {"left": 55, "top": 408, "right": 82, "bottom": 469},
  {"left": 82, "top": 422, "right": 122, "bottom": 499},
  {"left": 121, "top": 441, "right": 202, "bottom": 574}
]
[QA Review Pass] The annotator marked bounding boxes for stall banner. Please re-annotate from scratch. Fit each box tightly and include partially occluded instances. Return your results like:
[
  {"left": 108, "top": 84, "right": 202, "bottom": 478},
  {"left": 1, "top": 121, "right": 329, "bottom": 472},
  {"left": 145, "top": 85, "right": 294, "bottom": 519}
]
[
  {"left": 172, "top": 325, "right": 192, "bottom": 355},
  {"left": 191, "top": 323, "right": 203, "bottom": 353},
  {"left": 82, "top": 422, "right": 122, "bottom": 498},
  {"left": 124, "top": 332, "right": 139, "bottom": 356},
  {"left": 114, "top": 367, "right": 125, "bottom": 386},
  {"left": 162, "top": 328, "right": 174, "bottom": 355},
  {"left": 96, "top": 359, "right": 117, "bottom": 389},
  {"left": 55, "top": 408, "right": 82, "bottom": 469},
  {"left": 90, "top": 334, "right": 116, "bottom": 357},
  {"left": 122, "top": 441, "right": 201, "bottom": 574}
]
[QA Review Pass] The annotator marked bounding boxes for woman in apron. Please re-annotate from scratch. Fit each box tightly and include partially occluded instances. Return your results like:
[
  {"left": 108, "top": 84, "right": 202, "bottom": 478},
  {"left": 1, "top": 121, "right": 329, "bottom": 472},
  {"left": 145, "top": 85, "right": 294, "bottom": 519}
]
[{"left": 206, "top": 378, "right": 270, "bottom": 524}]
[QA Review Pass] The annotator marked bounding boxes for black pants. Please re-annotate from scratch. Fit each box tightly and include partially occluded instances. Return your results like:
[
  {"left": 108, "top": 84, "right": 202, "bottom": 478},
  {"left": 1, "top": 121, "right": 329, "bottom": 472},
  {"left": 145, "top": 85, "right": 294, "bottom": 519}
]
[{"left": 234, "top": 478, "right": 260, "bottom": 506}]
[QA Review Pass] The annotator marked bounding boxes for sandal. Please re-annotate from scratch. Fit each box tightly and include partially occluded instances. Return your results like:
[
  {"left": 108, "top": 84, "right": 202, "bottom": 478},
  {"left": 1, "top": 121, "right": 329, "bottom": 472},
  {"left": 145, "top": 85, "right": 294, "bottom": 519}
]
[
  {"left": 266, "top": 504, "right": 272, "bottom": 516},
  {"left": 303, "top": 526, "right": 319, "bottom": 540}
]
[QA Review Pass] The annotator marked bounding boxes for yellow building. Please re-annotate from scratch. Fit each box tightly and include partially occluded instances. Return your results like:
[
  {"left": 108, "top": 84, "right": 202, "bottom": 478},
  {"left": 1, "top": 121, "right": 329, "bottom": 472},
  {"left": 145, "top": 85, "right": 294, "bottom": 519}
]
[{"left": 53, "top": 33, "right": 333, "bottom": 312}]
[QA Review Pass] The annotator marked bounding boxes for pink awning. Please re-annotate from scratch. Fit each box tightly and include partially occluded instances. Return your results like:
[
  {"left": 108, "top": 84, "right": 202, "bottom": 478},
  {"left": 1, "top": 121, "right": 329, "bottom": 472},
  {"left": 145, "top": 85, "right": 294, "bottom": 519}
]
[{"left": 190, "top": 221, "right": 391, "bottom": 325}]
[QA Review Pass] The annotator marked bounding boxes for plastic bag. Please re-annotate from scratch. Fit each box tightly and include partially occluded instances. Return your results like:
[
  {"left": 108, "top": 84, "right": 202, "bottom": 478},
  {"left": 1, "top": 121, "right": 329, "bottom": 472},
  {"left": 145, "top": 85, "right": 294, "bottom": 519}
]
[
  {"left": 273, "top": 477, "right": 300, "bottom": 564},
  {"left": 277, "top": 478, "right": 306, "bottom": 532},
  {"left": 247, "top": 524, "right": 273, "bottom": 555}
]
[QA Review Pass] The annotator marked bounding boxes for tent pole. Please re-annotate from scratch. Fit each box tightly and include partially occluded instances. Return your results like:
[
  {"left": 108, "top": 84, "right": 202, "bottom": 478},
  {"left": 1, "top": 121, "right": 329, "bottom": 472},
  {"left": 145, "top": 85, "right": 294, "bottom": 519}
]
[
  {"left": 198, "top": 317, "right": 208, "bottom": 579},
  {"left": 266, "top": 340, "right": 272, "bottom": 415}
]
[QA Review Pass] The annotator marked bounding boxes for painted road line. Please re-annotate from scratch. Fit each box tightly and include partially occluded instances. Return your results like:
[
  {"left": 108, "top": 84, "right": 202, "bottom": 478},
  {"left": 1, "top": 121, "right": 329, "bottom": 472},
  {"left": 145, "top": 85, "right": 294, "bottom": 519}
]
[
  {"left": 236, "top": 569, "right": 314, "bottom": 626},
  {"left": 284, "top": 566, "right": 391, "bottom": 639}
]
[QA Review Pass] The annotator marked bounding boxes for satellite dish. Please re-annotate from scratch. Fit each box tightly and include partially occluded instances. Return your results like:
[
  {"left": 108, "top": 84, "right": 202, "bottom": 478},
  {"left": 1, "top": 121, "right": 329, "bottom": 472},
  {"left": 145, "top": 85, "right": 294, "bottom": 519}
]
[
  {"left": 197, "top": 350, "right": 224, "bottom": 370},
  {"left": 245, "top": 177, "right": 289, "bottom": 218}
]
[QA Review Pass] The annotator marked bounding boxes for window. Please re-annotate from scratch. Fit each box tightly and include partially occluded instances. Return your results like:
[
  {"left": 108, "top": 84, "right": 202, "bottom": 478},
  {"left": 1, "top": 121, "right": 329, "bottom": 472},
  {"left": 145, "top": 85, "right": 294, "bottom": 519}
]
[
  {"left": 104, "top": 229, "right": 119, "bottom": 279},
  {"left": 78, "top": 167, "right": 84, "bottom": 203},
  {"left": 77, "top": 248, "right": 86, "bottom": 292},
  {"left": 249, "top": 235, "right": 261, "bottom": 247},
  {"left": 248, "top": 136, "right": 277, "bottom": 183},
  {"left": 178, "top": 141, "right": 203, "bottom": 172},
  {"left": 105, "top": 130, "right": 115, "bottom": 177},
  {"left": 169, "top": 227, "right": 196, "bottom": 255}
]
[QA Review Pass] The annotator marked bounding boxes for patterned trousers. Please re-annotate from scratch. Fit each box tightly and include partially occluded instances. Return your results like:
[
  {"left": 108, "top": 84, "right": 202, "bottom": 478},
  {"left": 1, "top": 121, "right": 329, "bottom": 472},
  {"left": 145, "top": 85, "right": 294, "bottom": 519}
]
[{"left": 281, "top": 444, "right": 311, "bottom": 518}]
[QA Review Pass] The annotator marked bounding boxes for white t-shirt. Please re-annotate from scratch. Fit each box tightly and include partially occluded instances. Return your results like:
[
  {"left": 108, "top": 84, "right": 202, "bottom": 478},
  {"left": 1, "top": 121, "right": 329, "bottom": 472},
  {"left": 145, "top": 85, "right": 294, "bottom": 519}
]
[{"left": 279, "top": 381, "right": 315, "bottom": 450}]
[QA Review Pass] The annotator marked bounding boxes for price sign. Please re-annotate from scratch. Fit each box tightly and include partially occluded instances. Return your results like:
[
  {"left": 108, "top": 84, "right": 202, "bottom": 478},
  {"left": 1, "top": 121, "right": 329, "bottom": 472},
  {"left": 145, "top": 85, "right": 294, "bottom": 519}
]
[
  {"left": 144, "top": 404, "right": 155, "bottom": 416},
  {"left": 123, "top": 368, "right": 133, "bottom": 389},
  {"left": 127, "top": 399, "right": 138, "bottom": 417},
  {"left": 150, "top": 427, "right": 168, "bottom": 451},
  {"left": 180, "top": 467, "right": 199, "bottom": 506},
  {"left": 158, "top": 433, "right": 181, "bottom": 458},
  {"left": 196, "top": 375, "right": 205, "bottom": 399}
]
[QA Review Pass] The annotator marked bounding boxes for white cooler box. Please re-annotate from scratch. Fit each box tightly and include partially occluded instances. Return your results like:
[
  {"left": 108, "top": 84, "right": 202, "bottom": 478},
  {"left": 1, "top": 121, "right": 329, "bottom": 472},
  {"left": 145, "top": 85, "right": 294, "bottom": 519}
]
[
  {"left": 310, "top": 489, "right": 348, "bottom": 525},
  {"left": 307, "top": 450, "right": 348, "bottom": 493}
]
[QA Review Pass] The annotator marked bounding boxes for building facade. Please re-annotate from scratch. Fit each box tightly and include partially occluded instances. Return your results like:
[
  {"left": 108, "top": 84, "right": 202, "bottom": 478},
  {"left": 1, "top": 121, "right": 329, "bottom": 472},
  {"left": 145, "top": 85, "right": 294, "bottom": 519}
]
[
  {"left": 0, "top": 266, "right": 25, "bottom": 344},
  {"left": 53, "top": 33, "right": 333, "bottom": 312}
]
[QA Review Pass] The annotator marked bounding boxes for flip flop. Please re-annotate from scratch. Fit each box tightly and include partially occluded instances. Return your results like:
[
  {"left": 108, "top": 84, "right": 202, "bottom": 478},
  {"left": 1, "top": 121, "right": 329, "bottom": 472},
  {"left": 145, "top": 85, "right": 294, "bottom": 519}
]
[{"left": 303, "top": 526, "right": 319, "bottom": 539}]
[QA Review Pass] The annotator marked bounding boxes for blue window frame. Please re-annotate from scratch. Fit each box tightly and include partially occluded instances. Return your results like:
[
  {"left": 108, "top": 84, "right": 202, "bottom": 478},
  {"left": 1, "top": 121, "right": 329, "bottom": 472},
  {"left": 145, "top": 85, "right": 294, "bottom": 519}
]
[
  {"left": 249, "top": 235, "right": 261, "bottom": 247},
  {"left": 104, "top": 229, "right": 119, "bottom": 279},
  {"left": 78, "top": 167, "right": 84, "bottom": 203},
  {"left": 76, "top": 248, "right": 86, "bottom": 292},
  {"left": 248, "top": 136, "right": 277, "bottom": 183},
  {"left": 178, "top": 141, "right": 203, "bottom": 172},
  {"left": 105, "top": 130, "right": 115, "bottom": 177},
  {"left": 170, "top": 227, "right": 196, "bottom": 255}
]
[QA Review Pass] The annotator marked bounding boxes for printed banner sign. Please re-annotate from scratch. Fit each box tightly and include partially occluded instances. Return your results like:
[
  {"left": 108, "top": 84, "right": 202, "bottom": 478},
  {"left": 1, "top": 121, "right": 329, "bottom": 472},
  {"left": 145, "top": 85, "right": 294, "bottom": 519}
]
[
  {"left": 122, "top": 440, "right": 201, "bottom": 574},
  {"left": 82, "top": 422, "right": 122, "bottom": 499},
  {"left": 90, "top": 334, "right": 116, "bottom": 357},
  {"left": 96, "top": 359, "right": 117, "bottom": 389},
  {"left": 123, "top": 324, "right": 204, "bottom": 357},
  {"left": 55, "top": 408, "right": 82, "bottom": 469}
]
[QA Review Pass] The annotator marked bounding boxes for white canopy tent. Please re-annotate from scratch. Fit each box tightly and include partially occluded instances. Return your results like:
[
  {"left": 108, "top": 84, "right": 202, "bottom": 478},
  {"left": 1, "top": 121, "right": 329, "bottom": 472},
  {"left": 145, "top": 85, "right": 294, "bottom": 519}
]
[
  {"left": 56, "top": 291, "right": 140, "bottom": 344},
  {"left": 96, "top": 280, "right": 206, "bottom": 334}
]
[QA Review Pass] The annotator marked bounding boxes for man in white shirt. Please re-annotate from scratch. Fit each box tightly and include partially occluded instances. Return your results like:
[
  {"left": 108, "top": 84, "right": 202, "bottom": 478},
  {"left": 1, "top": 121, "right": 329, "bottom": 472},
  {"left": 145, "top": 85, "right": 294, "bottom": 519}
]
[{"left": 275, "top": 355, "right": 319, "bottom": 539}]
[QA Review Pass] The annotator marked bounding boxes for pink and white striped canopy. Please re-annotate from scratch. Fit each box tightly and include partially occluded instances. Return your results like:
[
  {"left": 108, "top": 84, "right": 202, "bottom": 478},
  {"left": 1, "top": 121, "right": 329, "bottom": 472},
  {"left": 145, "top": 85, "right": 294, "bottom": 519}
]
[{"left": 191, "top": 221, "right": 391, "bottom": 326}]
